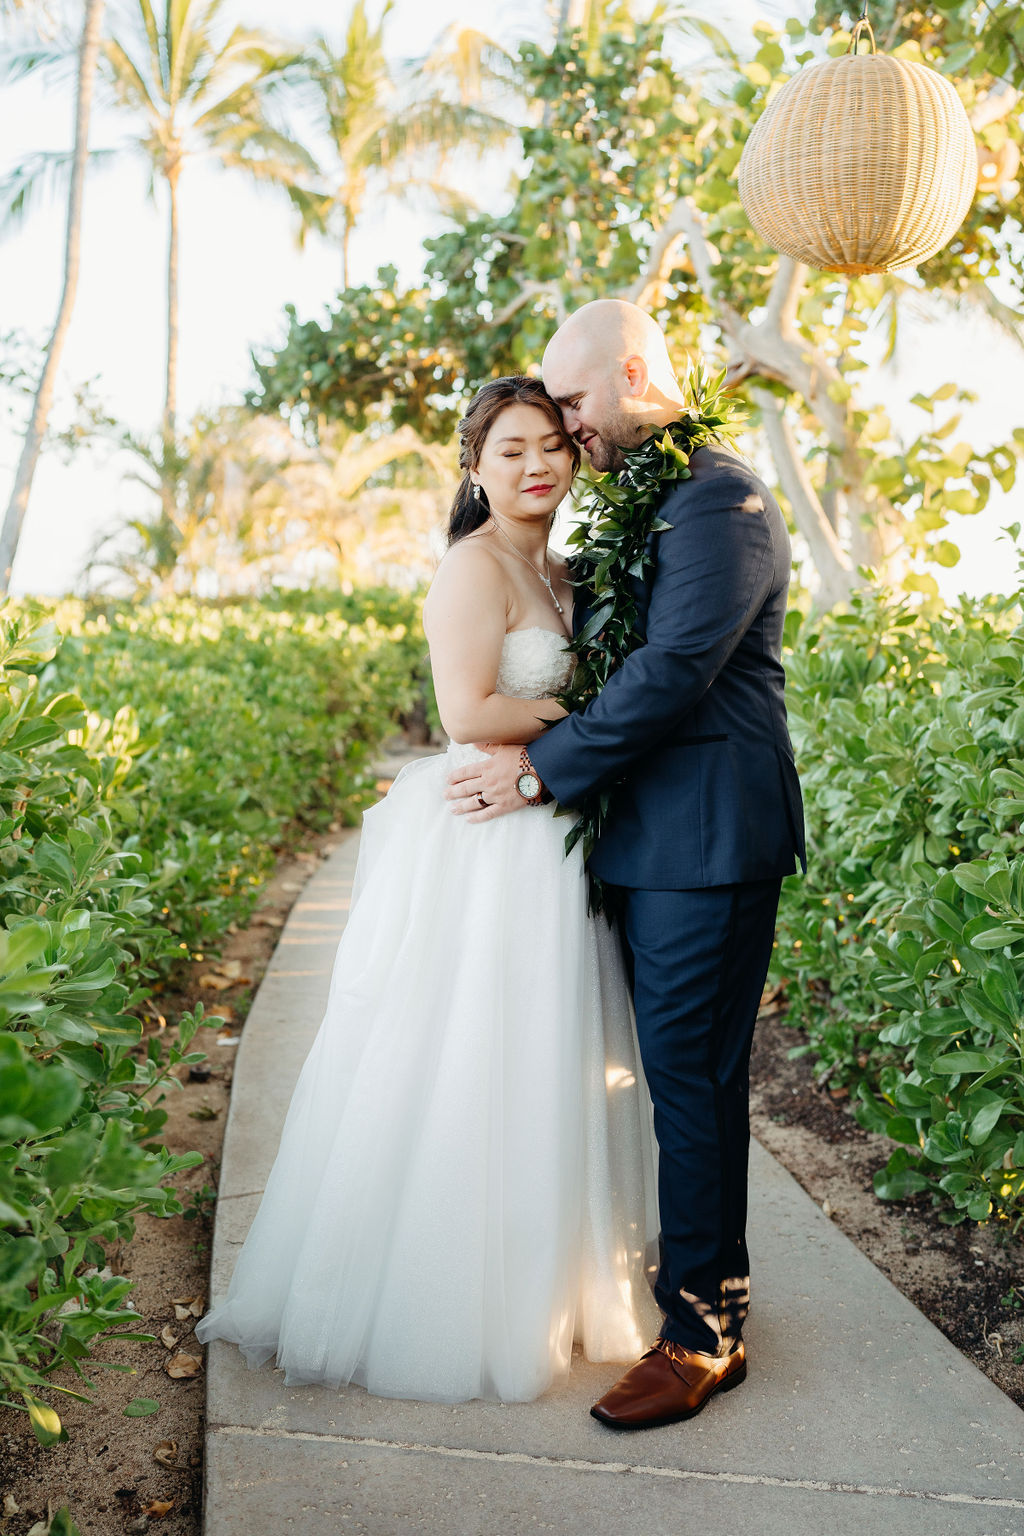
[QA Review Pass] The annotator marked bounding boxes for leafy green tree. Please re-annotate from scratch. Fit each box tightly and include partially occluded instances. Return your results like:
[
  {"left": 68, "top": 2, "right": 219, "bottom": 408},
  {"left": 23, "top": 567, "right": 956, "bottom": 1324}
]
[
  {"left": 814, "top": 1, "right": 1024, "bottom": 90},
  {"left": 252, "top": 5, "right": 1023, "bottom": 608}
]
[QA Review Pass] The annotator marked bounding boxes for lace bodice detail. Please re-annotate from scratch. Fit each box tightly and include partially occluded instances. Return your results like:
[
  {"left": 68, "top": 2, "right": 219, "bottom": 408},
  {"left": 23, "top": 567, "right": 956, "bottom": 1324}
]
[{"left": 496, "top": 626, "right": 575, "bottom": 699}]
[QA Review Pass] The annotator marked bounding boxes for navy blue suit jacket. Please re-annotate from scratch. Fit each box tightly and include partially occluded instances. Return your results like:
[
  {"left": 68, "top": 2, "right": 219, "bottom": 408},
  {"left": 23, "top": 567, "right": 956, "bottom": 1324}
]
[{"left": 528, "top": 442, "right": 806, "bottom": 890}]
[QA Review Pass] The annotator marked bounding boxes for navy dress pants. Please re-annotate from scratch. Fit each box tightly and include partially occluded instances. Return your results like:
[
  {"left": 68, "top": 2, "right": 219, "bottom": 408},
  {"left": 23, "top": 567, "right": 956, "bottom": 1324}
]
[{"left": 614, "top": 878, "right": 783, "bottom": 1357}]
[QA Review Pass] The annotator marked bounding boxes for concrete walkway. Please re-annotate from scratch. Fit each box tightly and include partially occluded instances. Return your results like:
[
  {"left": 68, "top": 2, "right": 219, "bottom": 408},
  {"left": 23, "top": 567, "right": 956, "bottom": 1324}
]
[{"left": 200, "top": 815, "right": 1024, "bottom": 1536}]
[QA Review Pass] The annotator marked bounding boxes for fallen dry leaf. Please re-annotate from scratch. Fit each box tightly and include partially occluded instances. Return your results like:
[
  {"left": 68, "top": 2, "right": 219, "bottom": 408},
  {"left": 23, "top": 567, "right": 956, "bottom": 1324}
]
[
  {"left": 197, "top": 973, "right": 234, "bottom": 991},
  {"left": 4, "top": 1493, "right": 20, "bottom": 1515},
  {"left": 165, "top": 1352, "right": 202, "bottom": 1379},
  {"left": 188, "top": 1104, "right": 219, "bottom": 1121},
  {"left": 279, "top": 880, "right": 302, "bottom": 892},
  {"left": 172, "top": 1295, "right": 206, "bottom": 1318},
  {"left": 159, "top": 1325, "right": 178, "bottom": 1349},
  {"left": 252, "top": 912, "right": 284, "bottom": 928},
  {"left": 142, "top": 1498, "right": 174, "bottom": 1518},
  {"left": 153, "top": 1440, "right": 178, "bottom": 1468},
  {"left": 216, "top": 958, "right": 247, "bottom": 981}
]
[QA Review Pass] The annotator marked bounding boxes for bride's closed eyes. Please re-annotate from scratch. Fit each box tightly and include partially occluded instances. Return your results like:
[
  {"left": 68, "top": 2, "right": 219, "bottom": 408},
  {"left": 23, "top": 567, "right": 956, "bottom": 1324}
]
[{"left": 501, "top": 443, "right": 568, "bottom": 458}]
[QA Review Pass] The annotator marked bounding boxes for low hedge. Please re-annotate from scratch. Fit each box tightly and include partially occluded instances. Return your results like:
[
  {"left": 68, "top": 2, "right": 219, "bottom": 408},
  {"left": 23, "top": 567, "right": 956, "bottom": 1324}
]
[
  {"left": 0, "top": 590, "right": 427, "bottom": 1441},
  {"left": 774, "top": 570, "right": 1023, "bottom": 1230}
]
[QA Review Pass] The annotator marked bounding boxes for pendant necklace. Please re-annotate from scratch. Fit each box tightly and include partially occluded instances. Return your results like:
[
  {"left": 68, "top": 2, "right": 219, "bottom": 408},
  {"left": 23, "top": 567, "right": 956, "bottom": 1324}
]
[{"left": 489, "top": 515, "right": 564, "bottom": 616}]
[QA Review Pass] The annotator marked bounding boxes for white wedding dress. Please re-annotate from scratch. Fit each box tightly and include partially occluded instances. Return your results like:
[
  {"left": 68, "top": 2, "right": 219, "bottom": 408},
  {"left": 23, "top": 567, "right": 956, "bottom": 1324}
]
[{"left": 196, "top": 626, "right": 661, "bottom": 1403}]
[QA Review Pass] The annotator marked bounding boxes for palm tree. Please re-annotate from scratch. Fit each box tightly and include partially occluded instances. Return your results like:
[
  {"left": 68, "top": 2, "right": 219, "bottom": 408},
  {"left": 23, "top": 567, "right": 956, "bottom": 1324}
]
[
  {"left": 0, "top": 0, "right": 105, "bottom": 592},
  {"left": 291, "top": 2, "right": 513, "bottom": 289},
  {"left": 85, "top": 410, "right": 452, "bottom": 597},
  {"left": 98, "top": 1, "right": 313, "bottom": 442},
  {"left": 2, "top": 2, "right": 312, "bottom": 447}
]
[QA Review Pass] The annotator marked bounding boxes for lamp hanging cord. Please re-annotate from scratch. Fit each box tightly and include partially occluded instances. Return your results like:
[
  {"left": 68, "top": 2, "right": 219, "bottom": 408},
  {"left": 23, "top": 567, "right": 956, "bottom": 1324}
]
[{"left": 849, "top": 1, "right": 875, "bottom": 54}]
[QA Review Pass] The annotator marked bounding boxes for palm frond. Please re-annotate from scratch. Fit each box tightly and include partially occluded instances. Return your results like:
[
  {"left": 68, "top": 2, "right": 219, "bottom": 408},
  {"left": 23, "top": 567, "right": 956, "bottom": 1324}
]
[
  {"left": 208, "top": 127, "right": 318, "bottom": 188},
  {"left": 948, "top": 278, "right": 1024, "bottom": 350},
  {"left": 378, "top": 97, "right": 512, "bottom": 166},
  {"left": 169, "top": 0, "right": 225, "bottom": 110},
  {"left": 658, "top": 5, "right": 738, "bottom": 64},
  {"left": 285, "top": 182, "right": 334, "bottom": 241},
  {"left": 0, "top": 146, "right": 117, "bottom": 231},
  {"left": 135, "top": 0, "right": 166, "bottom": 98},
  {"left": 191, "top": 66, "right": 308, "bottom": 135},
  {"left": 101, "top": 36, "right": 162, "bottom": 124},
  {"left": 377, "top": 168, "right": 471, "bottom": 210},
  {"left": 0, "top": 40, "right": 76, "bottom": 85},
  {"left": 408, "top": 25, "right": 519, "bottom": 104}
]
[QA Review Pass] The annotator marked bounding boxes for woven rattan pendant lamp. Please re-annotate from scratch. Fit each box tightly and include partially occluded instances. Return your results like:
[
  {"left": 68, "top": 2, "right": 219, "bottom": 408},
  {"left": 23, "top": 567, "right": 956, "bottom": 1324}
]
[{"left": 737, "top": 7, "right": 977, "bottom": 274}]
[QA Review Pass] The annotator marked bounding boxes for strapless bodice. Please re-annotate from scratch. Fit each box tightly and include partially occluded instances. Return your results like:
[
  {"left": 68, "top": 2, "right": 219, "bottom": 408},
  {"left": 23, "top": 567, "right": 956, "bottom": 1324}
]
[
  {"left": 495, "top": 626, "right": 576, "bottom": 699},
  {"left": 447, "top": 627, "right": 575, "bottom": 761}
]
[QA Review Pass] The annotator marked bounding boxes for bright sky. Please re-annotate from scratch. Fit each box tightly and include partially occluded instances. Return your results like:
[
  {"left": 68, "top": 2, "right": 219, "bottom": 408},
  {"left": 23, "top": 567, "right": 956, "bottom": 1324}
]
[{"left": 0, "top": 0, "right": 1019, "bottom": 599}]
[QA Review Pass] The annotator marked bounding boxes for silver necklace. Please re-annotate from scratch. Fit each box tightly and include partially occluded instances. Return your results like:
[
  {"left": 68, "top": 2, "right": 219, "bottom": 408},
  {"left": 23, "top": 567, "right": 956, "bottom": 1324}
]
[{"left": 489, "top": 516, "right": 564, "bottom": 616}]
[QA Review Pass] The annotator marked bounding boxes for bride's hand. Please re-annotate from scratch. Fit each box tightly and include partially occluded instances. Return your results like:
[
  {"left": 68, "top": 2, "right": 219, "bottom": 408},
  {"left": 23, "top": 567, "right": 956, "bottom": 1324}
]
[{"left": 446, "top": 744, "right": 534, "bottom": 822}]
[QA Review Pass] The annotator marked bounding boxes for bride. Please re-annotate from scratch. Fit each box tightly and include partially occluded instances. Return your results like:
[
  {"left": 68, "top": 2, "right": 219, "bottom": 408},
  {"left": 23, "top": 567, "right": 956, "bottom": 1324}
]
[{"left": 195, "top": 375, "right": 661, "bottom": 1404}]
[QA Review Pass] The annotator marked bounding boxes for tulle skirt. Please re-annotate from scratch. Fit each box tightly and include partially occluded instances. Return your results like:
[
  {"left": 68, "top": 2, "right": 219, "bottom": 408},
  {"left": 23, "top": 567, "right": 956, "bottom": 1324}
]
[{"left": 195, "top": 743, "right": 661, "bottom": 1403}]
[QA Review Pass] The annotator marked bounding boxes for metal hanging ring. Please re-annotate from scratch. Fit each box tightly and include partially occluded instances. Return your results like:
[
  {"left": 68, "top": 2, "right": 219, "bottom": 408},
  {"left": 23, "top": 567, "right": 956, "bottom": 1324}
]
[{"left": 848, "top": 17, "right": 876, "bottom": 54}]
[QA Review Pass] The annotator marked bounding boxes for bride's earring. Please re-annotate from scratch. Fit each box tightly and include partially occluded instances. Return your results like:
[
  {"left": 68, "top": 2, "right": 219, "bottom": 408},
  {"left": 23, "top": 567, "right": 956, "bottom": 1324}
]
[{"left": 473, "top": 484, "right": 481, "bottom": 501}]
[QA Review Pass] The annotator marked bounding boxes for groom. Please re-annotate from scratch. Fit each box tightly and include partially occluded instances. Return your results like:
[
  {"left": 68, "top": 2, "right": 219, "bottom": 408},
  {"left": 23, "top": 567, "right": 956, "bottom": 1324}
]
[{"left": 448, "top": 298, "right": 805, "bottom": 1428}]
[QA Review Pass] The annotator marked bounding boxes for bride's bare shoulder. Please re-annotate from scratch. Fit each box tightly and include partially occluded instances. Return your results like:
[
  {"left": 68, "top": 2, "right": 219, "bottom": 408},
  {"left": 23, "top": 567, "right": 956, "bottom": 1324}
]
[{"left": 424, "top": 534, "right": 507, "bottom": 614}]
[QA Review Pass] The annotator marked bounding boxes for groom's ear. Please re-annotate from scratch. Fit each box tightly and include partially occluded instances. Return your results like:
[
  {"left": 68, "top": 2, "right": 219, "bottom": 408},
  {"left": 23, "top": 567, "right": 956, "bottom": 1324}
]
[{"left": 622, "top": 354, "right": 649, "bottom": 397}]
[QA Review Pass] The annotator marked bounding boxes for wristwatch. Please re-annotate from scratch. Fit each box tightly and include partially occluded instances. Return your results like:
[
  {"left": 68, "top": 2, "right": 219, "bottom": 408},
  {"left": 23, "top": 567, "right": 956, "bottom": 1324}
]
[{"left": 515, "top": 747, "right": 549, "bottom": 806}]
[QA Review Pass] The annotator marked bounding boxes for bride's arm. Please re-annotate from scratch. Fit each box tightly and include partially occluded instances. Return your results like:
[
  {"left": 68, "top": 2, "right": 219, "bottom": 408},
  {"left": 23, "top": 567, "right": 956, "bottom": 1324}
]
[{"left": 422, "top": 543, "right": 569, "bottom": 745}]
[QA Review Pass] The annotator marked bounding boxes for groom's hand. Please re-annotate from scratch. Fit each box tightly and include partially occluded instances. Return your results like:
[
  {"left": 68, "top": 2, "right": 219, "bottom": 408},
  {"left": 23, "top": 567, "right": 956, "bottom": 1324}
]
[{"left": 446, "top": 744, "right": 532, "bottom": 822}]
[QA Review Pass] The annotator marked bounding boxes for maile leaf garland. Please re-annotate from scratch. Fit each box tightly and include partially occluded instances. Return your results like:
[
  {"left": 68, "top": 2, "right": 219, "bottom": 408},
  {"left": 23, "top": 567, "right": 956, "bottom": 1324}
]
[{"left": 554, "top": 365, "right": 741, "bottom": 906}]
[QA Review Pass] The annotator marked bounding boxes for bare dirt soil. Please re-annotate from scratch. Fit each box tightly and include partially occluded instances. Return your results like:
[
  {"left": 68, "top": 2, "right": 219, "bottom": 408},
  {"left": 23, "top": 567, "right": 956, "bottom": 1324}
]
[{"left": 3, "top": 863, "right": 1021, "bottom": 1535}]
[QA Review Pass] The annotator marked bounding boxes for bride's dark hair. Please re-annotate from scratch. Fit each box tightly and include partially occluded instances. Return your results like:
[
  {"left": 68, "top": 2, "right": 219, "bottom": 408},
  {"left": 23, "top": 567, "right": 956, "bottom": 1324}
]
[{"left": 447, "top": 376, "right": 580, "bottom": 545}]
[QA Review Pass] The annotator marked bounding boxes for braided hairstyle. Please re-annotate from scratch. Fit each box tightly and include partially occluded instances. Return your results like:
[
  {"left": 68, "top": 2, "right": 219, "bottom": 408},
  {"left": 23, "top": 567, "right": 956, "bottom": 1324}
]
[{"left": 447, "top": 375, "right": 581, "bottom": 544}]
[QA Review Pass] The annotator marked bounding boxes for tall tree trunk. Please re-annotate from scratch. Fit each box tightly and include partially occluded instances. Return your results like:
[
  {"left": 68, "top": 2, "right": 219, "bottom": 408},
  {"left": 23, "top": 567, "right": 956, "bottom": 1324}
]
[
  {"left": 341, "top": 208, "right": 351, "bottom": 290},
  {"left": 0, "top": 0, "right": 106, "bottom": 593},
  {"left": 164, "top": 157, "right": 180, "bottom": 442}
]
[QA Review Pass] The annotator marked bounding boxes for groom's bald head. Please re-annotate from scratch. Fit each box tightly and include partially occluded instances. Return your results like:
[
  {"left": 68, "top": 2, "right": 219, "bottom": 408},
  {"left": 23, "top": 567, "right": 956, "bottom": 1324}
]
[{"left": 542, "top": 299, "right": 684, "bottom": 471}]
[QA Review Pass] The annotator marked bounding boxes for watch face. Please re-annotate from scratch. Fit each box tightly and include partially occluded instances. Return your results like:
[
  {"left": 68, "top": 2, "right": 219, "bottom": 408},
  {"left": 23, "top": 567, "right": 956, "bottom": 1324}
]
[{"left": 516, "top": 772, "right": 541, "bottom": 800}]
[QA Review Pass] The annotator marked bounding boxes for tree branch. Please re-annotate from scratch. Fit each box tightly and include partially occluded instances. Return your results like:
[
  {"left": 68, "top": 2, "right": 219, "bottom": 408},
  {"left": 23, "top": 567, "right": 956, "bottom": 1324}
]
[
  {"left": 629, "top": 197, "right": 692, "bottom": 307},
  {"left": 492, "top": 279, "right": 566, "bottom": 327},
  {"left": 763, "top": 255, "right": 807, "bottom": 340},
  {"left": 969, "top": 81, "right": 1020, "bottom": 131},
  {"left": 753, "top": 387, "right": 854, "bottom": 607}
]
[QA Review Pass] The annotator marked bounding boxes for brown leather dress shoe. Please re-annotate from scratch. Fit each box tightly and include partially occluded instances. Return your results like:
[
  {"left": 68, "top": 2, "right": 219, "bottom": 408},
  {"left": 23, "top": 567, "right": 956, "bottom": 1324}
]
[{"left": 590, "top": 1338, "right": 746, "bottom": 1429}]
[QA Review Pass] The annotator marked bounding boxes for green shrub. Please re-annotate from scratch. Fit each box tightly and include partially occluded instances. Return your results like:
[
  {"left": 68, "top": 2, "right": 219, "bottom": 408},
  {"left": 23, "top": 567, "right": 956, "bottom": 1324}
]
[
  {"left": 0, "top": 590, "right": 427, "bottom": 1439},
  {"left": 774, "top": 568, "right": 1023, "bottom": 1228},
  {"left": 40, "top": 591, "right": 427, "bottom": 955},
  {"left": 860, "top": 853, "right": 1023, "bottom": 1227}
]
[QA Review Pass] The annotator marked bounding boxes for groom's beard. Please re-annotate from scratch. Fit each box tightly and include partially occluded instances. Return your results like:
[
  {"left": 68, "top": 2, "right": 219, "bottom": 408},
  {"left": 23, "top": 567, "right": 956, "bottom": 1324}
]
[
  {"left": 584, "top": 435, "right": 627, "bottom": 473},
  {"left": 580, "top": 409, "right": 652, "bottom": 473}
]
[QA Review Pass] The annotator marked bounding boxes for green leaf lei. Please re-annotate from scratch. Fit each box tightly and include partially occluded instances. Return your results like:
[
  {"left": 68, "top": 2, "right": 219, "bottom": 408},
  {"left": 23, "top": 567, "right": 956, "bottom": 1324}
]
[{"left": 553, "top": 366, "right": 742, "bottom": 905}]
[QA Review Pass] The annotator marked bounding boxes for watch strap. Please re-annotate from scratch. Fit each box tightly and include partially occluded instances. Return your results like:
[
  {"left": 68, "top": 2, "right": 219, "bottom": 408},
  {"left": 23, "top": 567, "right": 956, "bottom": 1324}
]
[{"left": 517, "top": 746, "right": 545, "bottom": 806}]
